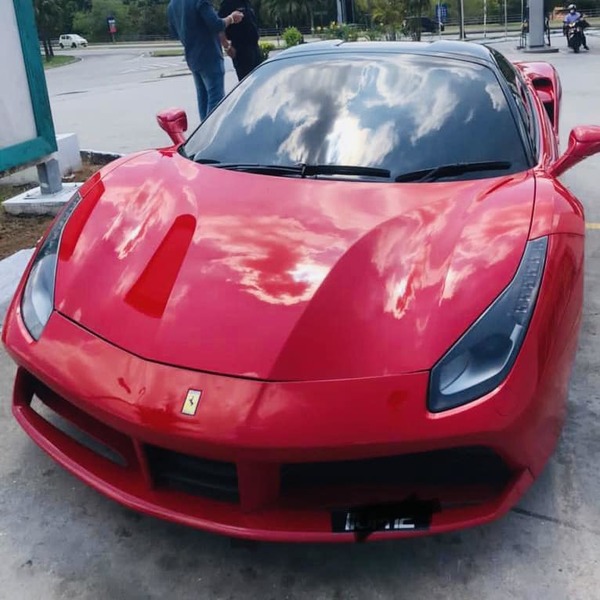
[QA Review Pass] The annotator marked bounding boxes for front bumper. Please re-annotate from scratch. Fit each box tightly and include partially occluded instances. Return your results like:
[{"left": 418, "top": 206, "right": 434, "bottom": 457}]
[{"left": 3, "top": 310, "right": 565, "bottom": 543}]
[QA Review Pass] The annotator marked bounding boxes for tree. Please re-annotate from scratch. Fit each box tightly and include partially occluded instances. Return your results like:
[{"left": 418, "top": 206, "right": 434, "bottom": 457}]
[
  {"left": 261, "top": 0, "right": 312, "bottom": 28},
  {"left": 371, "top": 0, "right": 406, "bottom": 39},
  {"left": 405, "top": 0, "right": 431, "bottom": 40},
  {"left": 70, "top": 0, "right": 169, "bottom": 41},
  {"left": 72, "top": 0, "right": 131, "bottom": 41},
  {"left": 35, "top": 0, "right": 62, "bottom": 59},
  {"left": 126, "top": 0, "right": 169, "bottom": 37}
]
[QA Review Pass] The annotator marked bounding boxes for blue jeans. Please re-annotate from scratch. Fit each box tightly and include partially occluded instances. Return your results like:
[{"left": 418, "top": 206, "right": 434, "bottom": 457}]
[{"left": 192, "top": 65, "right": 225, "bottom": 121}]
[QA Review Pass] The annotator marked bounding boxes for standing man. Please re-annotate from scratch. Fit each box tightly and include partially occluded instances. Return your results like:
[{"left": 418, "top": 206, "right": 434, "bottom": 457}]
[
  {"left": 218, "top": 0, "right": 261, "bottom": 81},
  {"left": 168, "top": 0, "right": 244, "bottom": 121}
]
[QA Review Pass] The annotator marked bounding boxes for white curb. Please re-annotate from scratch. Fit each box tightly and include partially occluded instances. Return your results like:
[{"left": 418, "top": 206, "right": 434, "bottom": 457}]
[
  {"left": 0, "top": 248, "right": 34, "bottom": 327},
  {"left": 3, "top": 182, "right": 81, "bottom": 216}
]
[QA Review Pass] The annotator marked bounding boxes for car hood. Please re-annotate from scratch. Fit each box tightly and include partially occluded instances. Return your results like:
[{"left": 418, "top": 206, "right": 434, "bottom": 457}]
[{"left": 55, "top": 150, "right": 535, "bottom": 381}]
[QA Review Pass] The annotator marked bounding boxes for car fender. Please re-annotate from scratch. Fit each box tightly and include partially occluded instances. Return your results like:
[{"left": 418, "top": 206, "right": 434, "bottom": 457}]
[{"left": 530, "top": 176, "right": 585, "bottom": 238}]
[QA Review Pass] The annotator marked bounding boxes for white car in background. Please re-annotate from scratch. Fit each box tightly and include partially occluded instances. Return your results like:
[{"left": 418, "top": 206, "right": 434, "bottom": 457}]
[{"left": 59, "top": 34, "right": 88, "bottom": 48}]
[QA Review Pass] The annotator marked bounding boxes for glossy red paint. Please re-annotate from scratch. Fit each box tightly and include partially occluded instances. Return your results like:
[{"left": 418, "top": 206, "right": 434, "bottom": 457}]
[
  {"left": 53, "top": 151, "right": 535, "bottom": 380},
  {"left": 2, "top": 232, "right": 582, "bottom": 541},
  {"left": 156, "top": 108, "right": 188, "bottom": 145},
  {"left": 1, "top": 52, "right": 594, "bottom": 541},
  {"left": 550, "top": 126, "right": 600, "bottom": 177},
  {"left": 516, "top": 61, "right": 562, "bottom": 134}
]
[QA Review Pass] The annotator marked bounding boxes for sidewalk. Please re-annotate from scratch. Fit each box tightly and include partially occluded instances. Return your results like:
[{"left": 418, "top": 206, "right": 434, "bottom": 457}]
[{"left": 0, "top": 249, "right": 33, "bottom": 329}]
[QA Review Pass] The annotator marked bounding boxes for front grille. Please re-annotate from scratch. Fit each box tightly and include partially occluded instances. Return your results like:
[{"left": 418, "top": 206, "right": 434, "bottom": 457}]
[
  {"left": 30, "top": 379, "right": 134, "bottom": 468},
  {"left": 146, "top": 446, "right": 239, "bottom": 503},
  {"left": 31, "top": 396, "right": 127, "bottom": 467},
  {"left": 281, "top": 446, "right": 512, "bottom": 496}
]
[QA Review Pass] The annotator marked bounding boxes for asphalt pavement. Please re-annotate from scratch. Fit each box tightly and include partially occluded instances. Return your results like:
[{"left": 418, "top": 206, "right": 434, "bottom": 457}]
[
  {"left": 0, "top": 38, "right": 600, "bottom": 599},
  {"left": 45, "top": 45, "right": 240, "bottom": 153}
]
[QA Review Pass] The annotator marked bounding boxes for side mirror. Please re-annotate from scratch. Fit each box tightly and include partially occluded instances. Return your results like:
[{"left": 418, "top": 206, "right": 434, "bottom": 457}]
[
  {"left": 550, "top": 125, "right": 600, "bottom": 177},
  {"left": 156, "top": 108, "right": 188, "bottom": 145}
]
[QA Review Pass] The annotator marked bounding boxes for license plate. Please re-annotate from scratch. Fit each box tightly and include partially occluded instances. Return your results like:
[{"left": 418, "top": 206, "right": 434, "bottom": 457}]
[{"left": 331, "top": 496, "right": 439, "bottom": 537}]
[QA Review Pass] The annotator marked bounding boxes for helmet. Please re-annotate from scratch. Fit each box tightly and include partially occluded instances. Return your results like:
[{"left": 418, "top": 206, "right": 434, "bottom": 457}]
[{"left": 568, "top": 3, "right": 576, "bottom": 10}]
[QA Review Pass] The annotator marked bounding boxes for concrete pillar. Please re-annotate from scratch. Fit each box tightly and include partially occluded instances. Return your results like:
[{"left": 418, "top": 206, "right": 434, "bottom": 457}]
[{"left": 527, "top": 0, "right": 546, "bottom": 48}]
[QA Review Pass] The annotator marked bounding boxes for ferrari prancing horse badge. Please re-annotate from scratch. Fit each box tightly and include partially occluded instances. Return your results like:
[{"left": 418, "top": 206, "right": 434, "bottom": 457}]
[{"left": 181, "top": 389, "right": 202, "bottom": 416}]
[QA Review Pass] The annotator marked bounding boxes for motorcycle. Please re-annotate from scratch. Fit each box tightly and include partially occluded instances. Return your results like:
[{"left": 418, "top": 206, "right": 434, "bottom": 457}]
[{"left": 564, "top": 18, "right": 589, "bottom": 53}]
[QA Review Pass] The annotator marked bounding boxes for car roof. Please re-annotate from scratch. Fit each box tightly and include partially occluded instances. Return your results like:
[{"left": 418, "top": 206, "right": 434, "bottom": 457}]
[{"left": 275, "top": 40, "right": 496, "bottom": 66}]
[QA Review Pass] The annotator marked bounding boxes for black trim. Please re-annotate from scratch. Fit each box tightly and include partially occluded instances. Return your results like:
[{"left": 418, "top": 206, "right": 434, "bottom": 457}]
[
  {"left": 282, "top": 446, "right": 512, "bottom": 491},
  {"left": 146, "top": 446, "right": 239, "bottom": 503},
  {"left": 488, "top": 47, "right": 537, "bottom": 168}
]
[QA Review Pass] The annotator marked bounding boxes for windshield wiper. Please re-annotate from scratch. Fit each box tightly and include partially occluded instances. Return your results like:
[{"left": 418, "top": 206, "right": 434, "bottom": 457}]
[
  {"left": 192, "top": 158, "right": 390, "bottom": 179},
  {"left": 194, "top": 157, "right": 222, "bottom": 165},
  {"left": 193, "top": 159, "right": 304, "bottom": 176},
  {"left": 394, "top": 161, "right": 512, "bottom": 183},
  {"left": 297, "top": 163, "right": 391, "bottom": 179}
]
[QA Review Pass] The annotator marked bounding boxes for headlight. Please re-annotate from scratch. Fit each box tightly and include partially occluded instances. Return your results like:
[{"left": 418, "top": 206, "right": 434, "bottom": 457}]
[
  {"left": 429, "top": 236, "right": 547, "bottom": 412},
  {"left": 21, "top": 191, "right": 82, "bottom": 340}
]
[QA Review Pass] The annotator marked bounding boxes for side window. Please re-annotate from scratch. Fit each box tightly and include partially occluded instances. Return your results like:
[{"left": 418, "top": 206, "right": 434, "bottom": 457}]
[
  {"left": 491, "top": 49, "right": 538, "bottom": 158},
  {"left": 514, "top": 72, "right": 540, "bottom": 158}
]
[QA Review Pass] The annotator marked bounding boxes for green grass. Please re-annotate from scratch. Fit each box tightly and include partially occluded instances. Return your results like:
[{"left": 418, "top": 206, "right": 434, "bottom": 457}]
[
  {"left": 149, "top": 49, "right": 184, "bottom": 57},
  {"left": 43, "top": 55, "right": 79, "bottom": 69},
  {"left": 0, "top": 184, "right": 30, "bottom": 203},
  {"left": 149, "top": 40, "right": 285, "bottom": 57}
]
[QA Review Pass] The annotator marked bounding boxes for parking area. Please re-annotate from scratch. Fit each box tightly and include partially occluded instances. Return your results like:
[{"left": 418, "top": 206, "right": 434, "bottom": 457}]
[{"left": 1, "top": 39, "right": 600, "bottom": 599}]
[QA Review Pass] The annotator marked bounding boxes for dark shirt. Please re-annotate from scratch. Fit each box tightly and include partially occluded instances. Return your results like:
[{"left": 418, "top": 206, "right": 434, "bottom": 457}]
[
  {"left": 218, "top": 0, "right": 259, "bottom": 46},
  {"left": 168, "top": 0, "right": 226, "bottom": 73}
]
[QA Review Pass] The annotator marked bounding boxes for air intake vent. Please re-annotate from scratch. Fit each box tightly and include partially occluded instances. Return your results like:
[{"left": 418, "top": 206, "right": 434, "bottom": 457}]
[
  {"left": 146, "top": 446, "right": 239, "bottom": 503},
  {"left": 282, "top": 446, "right": 512, "bottom": 491}
]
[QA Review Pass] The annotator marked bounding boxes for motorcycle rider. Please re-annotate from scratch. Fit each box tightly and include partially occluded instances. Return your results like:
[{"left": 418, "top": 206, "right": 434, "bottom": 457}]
[{"left": 563, "top": 4, "right": 589, "bottom": 50}]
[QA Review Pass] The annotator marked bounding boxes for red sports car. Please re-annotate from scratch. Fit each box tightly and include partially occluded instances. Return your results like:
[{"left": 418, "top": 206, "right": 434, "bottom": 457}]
[{"left": 3, "top": 41, "right": 600, "bottom": 542}]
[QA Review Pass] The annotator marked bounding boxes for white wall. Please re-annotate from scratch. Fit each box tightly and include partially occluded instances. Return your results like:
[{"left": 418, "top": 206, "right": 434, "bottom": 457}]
[{"left": 0, "top": 0, "right": 38, "bottom": 149}]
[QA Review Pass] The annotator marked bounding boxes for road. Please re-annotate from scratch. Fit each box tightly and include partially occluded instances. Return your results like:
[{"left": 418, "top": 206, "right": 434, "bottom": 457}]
[
  {"left": 44, "top": 31, "right": 600, "bottom": 154},
  {"left": 1, "top": 39, "right": 600, "bottom": 599},
  {"left": 45, "top": 45, "right": 239, "bottom": 153}
]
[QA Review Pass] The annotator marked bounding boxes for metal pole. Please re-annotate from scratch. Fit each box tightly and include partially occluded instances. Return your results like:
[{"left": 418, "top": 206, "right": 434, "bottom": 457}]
[
  {"left": 484, "top": 0, "right": 487, "bottom": 37},
  {"left": 37, "top": 159, "right": 62, "bottom": 195},
  {"left": 459, "top": 0, "right": 465, "bottom": 39},
  {"left": 504, "top": 0, "right": 508, "bottom": 39},
  {"left": 520, "top": 0, "right": 524, "bottom": 47}
]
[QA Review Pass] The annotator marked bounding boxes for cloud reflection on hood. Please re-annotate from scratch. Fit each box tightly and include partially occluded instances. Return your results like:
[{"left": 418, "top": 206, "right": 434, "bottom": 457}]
[{"left": 196, "top": 214, "right": 343, "bottom": 306}]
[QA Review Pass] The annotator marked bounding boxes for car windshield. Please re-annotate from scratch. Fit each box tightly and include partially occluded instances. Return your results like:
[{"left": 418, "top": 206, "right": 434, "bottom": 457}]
[{"left": 183, "top": 52, "right": 530, "bottom": 182}]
